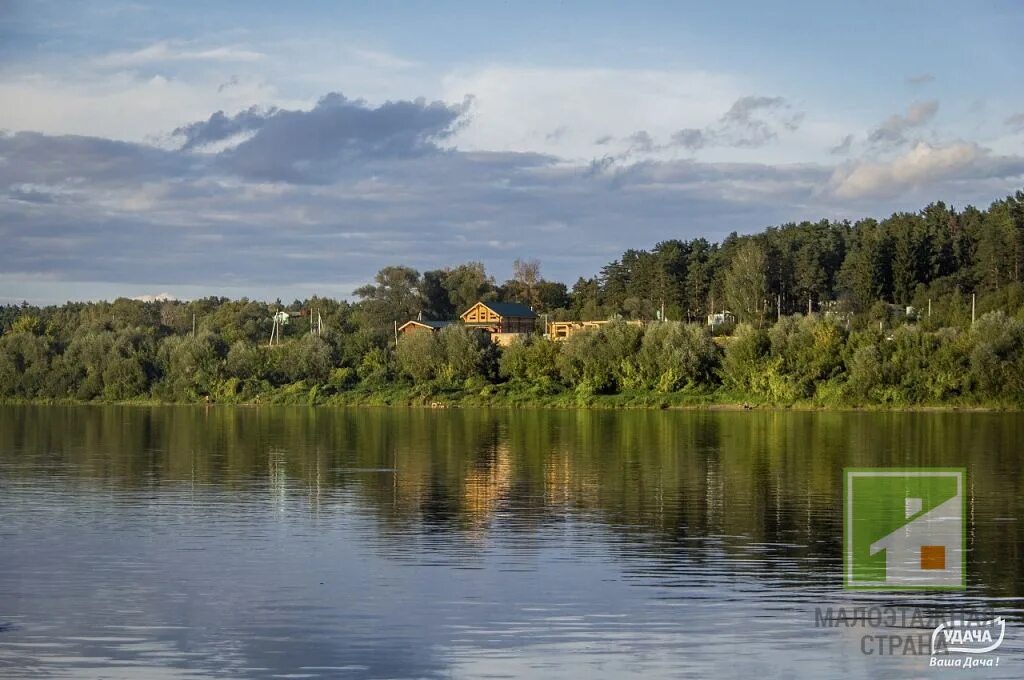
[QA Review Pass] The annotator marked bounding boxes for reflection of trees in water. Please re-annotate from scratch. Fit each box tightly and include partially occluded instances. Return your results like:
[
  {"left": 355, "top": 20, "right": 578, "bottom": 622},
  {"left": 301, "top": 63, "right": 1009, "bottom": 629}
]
[{"left": 1, "top": 406, "right": 1022, "bottom": 596}]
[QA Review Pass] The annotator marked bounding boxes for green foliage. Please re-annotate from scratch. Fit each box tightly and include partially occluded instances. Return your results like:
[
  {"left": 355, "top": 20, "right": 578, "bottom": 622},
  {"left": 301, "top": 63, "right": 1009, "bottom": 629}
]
[
  {"left": 396, "top": 330, "right": 442, "bottom": 382},
  {"left": 272, "top": 334, "right": 335, "bottom": 384},
  {"left": 226, "top": 341, "right": 264, "bottom": 380},
  {"left": 157, "top": 332, "right": 227, "bottom": 400},
  {"left": 969, "top": 311, "right": 1024, "bottom": 399},
  {"left": 328, "top": 367, "right": 356, "bottom": 390},
  {"left": 352, "top": 265, "right": 425, "bottom": 329},
  {"left": 357, "top": 347, "right": 395, "bottom": 386},
  {"left": 101, "top": 328, "right": 156, "bottom": 400},
  {"left": 395, "top": 326, "right": 496, "bottom": 387},
  {"left": 0, "top": 332, "right": 51, "bottom": 398},
  {"left": 923, "top": 328, "right": 972, "bottom": 401},
  {"left": 767, "top": 316, "right": 847, "bottom": 399},
  {"left": 621, "top": 322, "right": 720, "bottom": 393},
  {"left": 723, "top": 241, "right": 768, "bottom": 326},
  {"left": 558, "top": 321, "right": 643, "bottom": 395},
  {"left": 719, "top": 324, "right": 770, "bottom": 394},
  {"left": 500, "top": 336, "right": 561, "bottom": 383},
  {"left": 11, "top": 314, "right": 43, "bottom": 335},
  {"left": 435, "top": 326, "right": 494, "bottom": 385},
  {"left": 6, "top": 189, "right": 1024, "bottom": 407}
]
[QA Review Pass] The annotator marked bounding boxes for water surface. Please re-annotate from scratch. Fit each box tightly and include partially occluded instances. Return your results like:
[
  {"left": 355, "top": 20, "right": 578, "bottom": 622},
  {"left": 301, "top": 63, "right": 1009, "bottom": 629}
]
[{"left": 1, "top": 406, "right": 1022, "bottom": 678}]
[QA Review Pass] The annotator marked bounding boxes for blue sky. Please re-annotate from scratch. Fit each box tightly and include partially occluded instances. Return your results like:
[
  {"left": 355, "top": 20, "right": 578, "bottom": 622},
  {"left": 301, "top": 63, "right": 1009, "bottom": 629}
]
[{"left": 2, "top": 1, "right": 1024, "bottom": 303}]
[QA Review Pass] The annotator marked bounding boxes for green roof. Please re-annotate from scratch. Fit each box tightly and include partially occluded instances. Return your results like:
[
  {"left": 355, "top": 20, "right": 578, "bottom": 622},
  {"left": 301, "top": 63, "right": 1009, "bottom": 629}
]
[{"left": 480, "top": 301, "right": 536, "bottom": 318}]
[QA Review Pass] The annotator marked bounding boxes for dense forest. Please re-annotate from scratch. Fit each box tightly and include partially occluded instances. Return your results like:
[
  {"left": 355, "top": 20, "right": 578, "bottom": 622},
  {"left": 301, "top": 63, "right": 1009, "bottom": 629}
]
[{"left": 3, "top": 190, "right": 1024, "bottom": 407}]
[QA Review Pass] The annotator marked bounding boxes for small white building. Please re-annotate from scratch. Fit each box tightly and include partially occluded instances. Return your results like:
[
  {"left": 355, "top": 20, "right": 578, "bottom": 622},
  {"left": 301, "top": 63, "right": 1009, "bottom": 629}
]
[{"left": 706, "top": 310, "right": 736, "bottom": 328}]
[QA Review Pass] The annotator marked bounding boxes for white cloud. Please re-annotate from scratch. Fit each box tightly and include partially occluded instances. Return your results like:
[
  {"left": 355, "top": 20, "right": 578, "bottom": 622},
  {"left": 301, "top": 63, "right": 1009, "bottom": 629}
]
[
  {"left": 868, "top": 100, "right": 939, "bottom": 145},
  {"left": 94, "top": 41, "right": 266, "bottom": 68},
  {"left": 130, "top": 292, "right": 177, "bottom": 302},
  {"left": 346, "top": 47, "right": 421, "bottom": 70},
  {"left": 0, "top": 39, "right": 432, "bottom": 144},
  {"left": 906, "top": 73, "right": 936, "bottom": 87},
  {"left": 829, "top": 134, "right": 854, "bottom": 156},
  {"left": 831, "top": 141, "right": 983, "bottom": 198},
  {"left": 0, "top": 71, "right": 295, "bottom": 143},
  {"left": 440, "top": 66, "right": 741, "bottom": 161}
]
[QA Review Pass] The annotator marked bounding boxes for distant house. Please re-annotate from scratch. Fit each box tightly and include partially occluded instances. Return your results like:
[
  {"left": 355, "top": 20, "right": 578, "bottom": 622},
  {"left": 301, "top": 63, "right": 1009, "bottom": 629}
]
[
  {"left": 547, "top": 319, "right": 644, "bottom": 341},
  {"left": 461, "top": 301, "right": 537, "bottom": 346},
  {"left": 397, "top": 302, "right": 538, "bottom": 346},
  {"left": 461, "top": 302, "right": 537, "bottom": 334},
  {"left": 707, "top": 310, "right": 736, "bottom": 328},
  {"left": 397, "top": 319, "right": 454, "bottom": 336}
]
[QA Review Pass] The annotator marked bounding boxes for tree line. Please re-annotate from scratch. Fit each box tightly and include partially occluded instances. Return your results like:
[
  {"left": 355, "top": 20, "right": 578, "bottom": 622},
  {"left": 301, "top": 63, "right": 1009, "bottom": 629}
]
[{"left": 3, "top": 190, "right": 1024, "bottom": 406}]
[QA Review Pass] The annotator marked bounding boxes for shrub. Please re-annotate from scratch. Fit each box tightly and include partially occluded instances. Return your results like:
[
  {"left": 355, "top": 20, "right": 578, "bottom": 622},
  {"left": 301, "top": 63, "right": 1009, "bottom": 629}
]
[
  {"left": 395, "top": 330, "right": 442, "bottom": 382},
  {"left": 357, "top": 347, "right": 395, "bottom": 385},
  {"left": 558, "top": 321, "right": 643, "bottom": 395},
  {"left": 621, "top": 322, "right": 720, "bottom": 392},
  {"left": 719, "top": 324, "right": 770, "bottom": 393},
  {"left": 436, "top": 326, "right": 493, "bottom": 385},
  {"left": 500, "top": 336, "right": 561, "bottom": 383},
  {"left": 768, "top": 316, "right": 847, "bottom": 398}
]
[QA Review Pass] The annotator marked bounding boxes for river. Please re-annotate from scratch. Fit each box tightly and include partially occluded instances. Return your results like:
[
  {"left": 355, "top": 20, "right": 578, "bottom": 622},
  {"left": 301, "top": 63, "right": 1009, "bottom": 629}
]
[{"left": 1, "top": 406, "right": 1021, "bottom": 678}]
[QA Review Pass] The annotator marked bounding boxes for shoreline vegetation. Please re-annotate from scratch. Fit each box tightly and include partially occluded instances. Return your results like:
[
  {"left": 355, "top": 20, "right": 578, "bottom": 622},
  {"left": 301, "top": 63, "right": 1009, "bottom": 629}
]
[
  {"left": 4, "top": 191, "right": 1024, "bottom": 411},
  {"left": 1, "top": 393, "right": 1017, "bottom": 412}
]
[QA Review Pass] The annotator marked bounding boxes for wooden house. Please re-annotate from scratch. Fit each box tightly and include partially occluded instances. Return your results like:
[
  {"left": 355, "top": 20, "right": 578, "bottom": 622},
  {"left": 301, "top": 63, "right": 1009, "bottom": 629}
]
[
  {"left": 397, "top": 319, "right": 454, "bottom": 335},
  {"left": 547, "top": 319, "right": 645, "bottom": 341},
  {"left": 460, "top": 302, "right": 537, "bottom": 334}
]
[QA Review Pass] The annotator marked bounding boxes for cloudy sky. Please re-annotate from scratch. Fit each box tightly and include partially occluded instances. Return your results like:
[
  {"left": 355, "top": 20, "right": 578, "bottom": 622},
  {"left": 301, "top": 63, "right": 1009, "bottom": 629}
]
[{"left": 3, "top": 1, "right": 1024, "bottom": 303}]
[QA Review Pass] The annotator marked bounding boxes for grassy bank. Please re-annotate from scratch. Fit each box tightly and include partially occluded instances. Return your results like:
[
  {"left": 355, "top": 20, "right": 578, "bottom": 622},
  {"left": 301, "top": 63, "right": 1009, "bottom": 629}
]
[{"left": 4, "top": 382, "right": 1018, "bottom": 412}]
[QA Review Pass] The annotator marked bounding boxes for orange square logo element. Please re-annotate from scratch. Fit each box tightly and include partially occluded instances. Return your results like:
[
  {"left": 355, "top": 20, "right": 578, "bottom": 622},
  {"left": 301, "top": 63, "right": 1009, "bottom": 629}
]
[{"left": 920, "top": 545, "right": 946, "bottom": 570}]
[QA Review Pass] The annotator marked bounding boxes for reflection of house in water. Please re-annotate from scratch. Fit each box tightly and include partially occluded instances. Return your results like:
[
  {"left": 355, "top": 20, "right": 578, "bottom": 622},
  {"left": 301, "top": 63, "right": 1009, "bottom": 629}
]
[
  {"left": 462, "top": 440, "right": 513, "bottom": 531},
  {"left": 544, "top": 452, "right": 573, "bottom": 507},
  {"left": 268, "top": 448, "right": 288, "bottom": 508},
  {"left": 705, "top": 455, "right": 724, "bottom": 530}
]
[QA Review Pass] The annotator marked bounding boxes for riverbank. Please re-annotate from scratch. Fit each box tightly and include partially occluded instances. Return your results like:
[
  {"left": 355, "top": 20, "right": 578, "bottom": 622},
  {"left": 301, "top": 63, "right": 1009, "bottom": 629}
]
[{"left": 3, "top": 383, "right": 1019, "bottom": 412}]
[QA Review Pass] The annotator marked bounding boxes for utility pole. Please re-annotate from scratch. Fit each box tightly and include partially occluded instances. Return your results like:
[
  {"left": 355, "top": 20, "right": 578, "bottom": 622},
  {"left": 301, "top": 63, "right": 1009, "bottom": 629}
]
[{"left": 192, "top": 313, "right": 196, "bottom": 337}]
